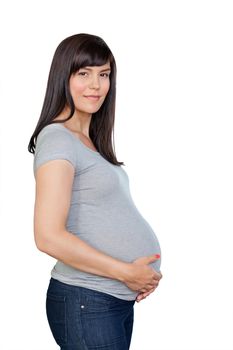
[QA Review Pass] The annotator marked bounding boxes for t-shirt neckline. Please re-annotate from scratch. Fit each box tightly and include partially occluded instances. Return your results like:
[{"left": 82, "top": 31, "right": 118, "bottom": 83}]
[{"left": 52, "top": 122, "right": 101, "bottom": 155}]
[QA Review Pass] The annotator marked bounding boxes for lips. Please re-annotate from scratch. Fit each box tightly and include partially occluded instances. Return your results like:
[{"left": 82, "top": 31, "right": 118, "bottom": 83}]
[{"left": 84, "top": 95, "right": 101, "bottom": 101}]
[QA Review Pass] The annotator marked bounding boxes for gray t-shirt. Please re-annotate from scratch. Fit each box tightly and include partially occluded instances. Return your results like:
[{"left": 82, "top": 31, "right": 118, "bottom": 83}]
[{"left": 33, "top": 123, "right": 161, "bottom": 300}]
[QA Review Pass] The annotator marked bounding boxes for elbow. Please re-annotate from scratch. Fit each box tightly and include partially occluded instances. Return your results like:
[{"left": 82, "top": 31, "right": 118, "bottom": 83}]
[
  {"left": 34, "top": 234, "right": 47, "bottom": 252},
  {"left": 34, "top": 227, "right": 64, "bottom": 255},
  {"left": 34, "top": 230, "right": 51, "bottom": 253}
]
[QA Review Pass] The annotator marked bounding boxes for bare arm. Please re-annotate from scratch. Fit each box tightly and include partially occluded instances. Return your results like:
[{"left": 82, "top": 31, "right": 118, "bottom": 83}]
[
  {"left": 34, "top": 159, "right": 128, "bottom": 281},
  {"left": 34, "top": 159, "right": 161, "bottom": 292}
]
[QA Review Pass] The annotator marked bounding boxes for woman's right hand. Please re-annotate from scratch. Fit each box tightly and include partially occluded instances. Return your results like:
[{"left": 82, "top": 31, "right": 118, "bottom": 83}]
[{"left": 123, "top": 254, "right": 162, "bottom": 292}]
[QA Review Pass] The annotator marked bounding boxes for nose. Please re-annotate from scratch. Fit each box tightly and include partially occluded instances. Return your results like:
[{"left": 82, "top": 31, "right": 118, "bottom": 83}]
[{"left": 89, "top": 74, "right": 100, "bottom": 89}]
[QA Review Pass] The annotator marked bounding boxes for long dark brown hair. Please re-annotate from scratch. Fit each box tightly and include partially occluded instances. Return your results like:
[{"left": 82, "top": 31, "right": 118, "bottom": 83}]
[{"left": 28, "top": 33, "right": 124, "bottom": 166}]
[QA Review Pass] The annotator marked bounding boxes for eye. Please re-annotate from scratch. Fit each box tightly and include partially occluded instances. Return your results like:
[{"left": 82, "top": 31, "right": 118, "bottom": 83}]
[
  {"left": 78, "top": 71, "right": 88, "bottom": 76},
  {"left": 100, "top": 73, "right": 110, "bottom": 78}
]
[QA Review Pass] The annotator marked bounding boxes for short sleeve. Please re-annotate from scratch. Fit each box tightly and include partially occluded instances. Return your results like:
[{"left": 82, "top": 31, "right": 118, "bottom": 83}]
[{"left": 33, "top": 126, "right": 77, "bottom": 177}]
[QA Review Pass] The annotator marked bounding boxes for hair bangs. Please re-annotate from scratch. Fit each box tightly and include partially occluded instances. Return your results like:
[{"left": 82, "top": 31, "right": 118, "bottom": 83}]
[{"left": 71, "top": 40, "right": 111, "bottom": 73}]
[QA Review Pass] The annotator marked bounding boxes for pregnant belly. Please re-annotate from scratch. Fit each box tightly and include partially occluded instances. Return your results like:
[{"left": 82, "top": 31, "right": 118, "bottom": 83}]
[{"left": 71, "top": 211, "right": 162, "bottom": 273}]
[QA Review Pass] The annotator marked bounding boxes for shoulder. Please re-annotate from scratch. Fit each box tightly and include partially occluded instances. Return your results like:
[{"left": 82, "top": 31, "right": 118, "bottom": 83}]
[
  {"left": 34, "top": 123, "right": 77, "bottom": 175},
  {"left": 36, "top": 123, "right": 75, "bottom": 150},
  {"left": 37, "top": 123, "right": 73, "bottom": 140}
]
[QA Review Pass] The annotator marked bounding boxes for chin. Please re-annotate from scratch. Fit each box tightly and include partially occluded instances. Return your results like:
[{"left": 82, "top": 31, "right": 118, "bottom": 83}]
[
  {"left": 75, "top": 101, "right": 104, "bottom": 114},
  {"left": 75, "top": 108, "right": 101, "bottom": 115},
  {"left": 88, "top": 107, "right": 101, "bottom": 114}
]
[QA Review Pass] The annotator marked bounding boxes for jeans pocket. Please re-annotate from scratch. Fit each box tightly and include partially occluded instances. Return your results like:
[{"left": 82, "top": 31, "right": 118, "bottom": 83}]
[
  {"left": 46, "top": 293, "right": 67, "bottom": 345},
  {"left": 83, "top": 291, "right": 113, "bottom": 313},
  {"left": 86, "top": 296, "right": 110, "bottom": 312}
]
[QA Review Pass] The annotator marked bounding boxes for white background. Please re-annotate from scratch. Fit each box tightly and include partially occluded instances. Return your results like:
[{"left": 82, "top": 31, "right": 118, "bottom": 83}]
[{"left": 0, "top": 1, "right": 233, "bottom": 349}]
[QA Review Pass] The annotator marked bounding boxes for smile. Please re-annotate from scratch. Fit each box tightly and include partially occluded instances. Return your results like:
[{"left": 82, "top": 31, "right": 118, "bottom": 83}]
[{"left": 84, "top": 96, "right": 101, "bottom": 101}]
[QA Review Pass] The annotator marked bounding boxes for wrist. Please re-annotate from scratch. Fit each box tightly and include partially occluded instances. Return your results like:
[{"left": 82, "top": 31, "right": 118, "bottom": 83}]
[{"left": 112, "top": 261, "right": 132, "bottom": 282}]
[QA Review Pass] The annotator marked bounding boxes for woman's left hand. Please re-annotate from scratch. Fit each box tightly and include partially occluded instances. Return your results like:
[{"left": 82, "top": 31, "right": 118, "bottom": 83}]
[
  {"left": 136, "top": 271, "right": 162, "bottom": 302},
  {"left": 135, "top": 286, "right": 156, "bottom": 302}
]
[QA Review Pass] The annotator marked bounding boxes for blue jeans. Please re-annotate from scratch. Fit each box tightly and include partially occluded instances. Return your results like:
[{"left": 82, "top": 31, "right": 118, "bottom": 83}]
[{"left": 46, "top": 277, "right": 135, "bottom": 349}]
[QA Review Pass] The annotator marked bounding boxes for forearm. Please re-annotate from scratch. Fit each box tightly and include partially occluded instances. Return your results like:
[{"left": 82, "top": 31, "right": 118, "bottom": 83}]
[{"left": 36, "top": 229, "right": 129, "bottom": 282}]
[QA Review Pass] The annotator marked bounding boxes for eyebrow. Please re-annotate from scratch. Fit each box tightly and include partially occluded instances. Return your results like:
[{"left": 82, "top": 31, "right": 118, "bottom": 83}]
[{"left": 81, "top": 67, "right": 111, "bottom": 72}]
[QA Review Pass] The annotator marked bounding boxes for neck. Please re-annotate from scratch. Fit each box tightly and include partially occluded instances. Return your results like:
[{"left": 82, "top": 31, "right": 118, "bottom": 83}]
[{"left": 55, "top": 107, "right": 92, "bottom": 137}]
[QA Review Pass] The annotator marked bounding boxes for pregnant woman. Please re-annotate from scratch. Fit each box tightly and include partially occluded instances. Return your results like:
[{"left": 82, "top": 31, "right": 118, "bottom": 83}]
[{"left": 28, "top": 33, "right": 162, "bottom": 350}]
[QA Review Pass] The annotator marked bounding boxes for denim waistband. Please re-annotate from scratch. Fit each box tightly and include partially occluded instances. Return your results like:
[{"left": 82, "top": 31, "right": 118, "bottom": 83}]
[{"left": 48, "top": 277, "right": 135, "bottom": 304}]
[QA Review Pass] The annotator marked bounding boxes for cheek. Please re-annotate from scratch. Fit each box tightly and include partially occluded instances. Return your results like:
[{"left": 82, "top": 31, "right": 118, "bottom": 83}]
[
  {"left": 73, "top": 84, "right": 86, "bottom": 96},
  {"left": 103, "top": 80, "right": 110, "bottom": 95},
  {"left": 70, "top": 79, "right": 86, "bottom": 97}
]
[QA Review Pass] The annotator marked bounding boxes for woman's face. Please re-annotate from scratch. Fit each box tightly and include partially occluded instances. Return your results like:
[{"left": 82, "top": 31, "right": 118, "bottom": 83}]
[{"left": 69, "top": 61, "right": 111, "bottom": 115}]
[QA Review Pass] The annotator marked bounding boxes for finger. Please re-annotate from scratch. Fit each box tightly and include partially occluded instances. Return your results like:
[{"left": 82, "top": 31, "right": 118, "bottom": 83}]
[
  {"left": 137, "top": 287, "right": 156, "bottom": 301},
  {"left": 136, "top": 294, "right": 146, "bottom": 302},
  {"left": 143, "top": 282, "right": 158, "bottom": 292},
  {"left": 140, "top": 279, "right": 159, "bottom": 293},
  {"left": 144, "top": 287, "right": 156, "bottom": 297},
  {"left": 149, "top": 281, "right": 158, "bottom": 289},
  {"left": 136, "top": 291, "right": 148, "bottom": 299},
  {"left": 140, "top": 285, "right": 154, "bottom": 293},
  {"left": 136, "top": 293, "right": 149, "bottom": 302},
  {"left": 154, "top": 273, "right": 163, "bottom": 281},
  {"left": 158, "top": 272, "right": 163, "bottom": 280},
  {"left": 153, "top": 275, "right": 160, "bottom": 282},
  {"left": 140, "top": 288, "right": 147, "bottom": 293}
]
